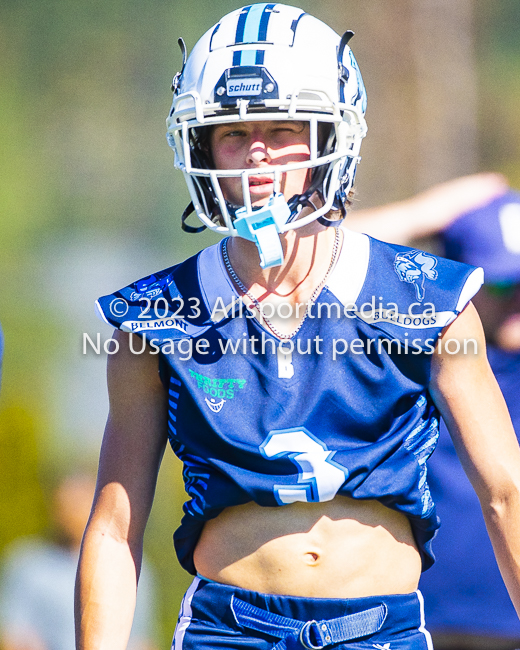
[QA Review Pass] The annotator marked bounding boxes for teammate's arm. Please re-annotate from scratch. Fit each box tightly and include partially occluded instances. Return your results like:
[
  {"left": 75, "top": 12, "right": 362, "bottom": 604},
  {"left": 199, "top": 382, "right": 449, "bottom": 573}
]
[
  {"left": 75, "top": 331, "right": 168, "bottom": 650},
  {"left": 429, "top": 302, "right": 520, "bottom": 618},
  {"left": 347, "top": 172, "right": 508, "bottom": 244}
]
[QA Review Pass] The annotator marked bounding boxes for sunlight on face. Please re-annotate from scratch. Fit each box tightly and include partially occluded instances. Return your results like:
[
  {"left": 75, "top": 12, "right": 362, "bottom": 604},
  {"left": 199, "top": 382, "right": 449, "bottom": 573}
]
[{"left": 209, "top": 121, "right": 311, "bottom": 207}]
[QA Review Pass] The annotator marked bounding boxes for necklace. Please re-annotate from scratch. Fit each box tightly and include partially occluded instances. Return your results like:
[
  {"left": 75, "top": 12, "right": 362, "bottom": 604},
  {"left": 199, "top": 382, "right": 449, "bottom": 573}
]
[{"left": 221, "top": 227, "right": 341, "bottom": 340}]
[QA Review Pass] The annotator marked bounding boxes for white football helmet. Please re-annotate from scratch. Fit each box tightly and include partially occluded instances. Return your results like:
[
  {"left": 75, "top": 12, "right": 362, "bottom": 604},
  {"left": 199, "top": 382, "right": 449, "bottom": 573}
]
[{"left": 166, "top": 3, "right": 367, "bottom": 268}]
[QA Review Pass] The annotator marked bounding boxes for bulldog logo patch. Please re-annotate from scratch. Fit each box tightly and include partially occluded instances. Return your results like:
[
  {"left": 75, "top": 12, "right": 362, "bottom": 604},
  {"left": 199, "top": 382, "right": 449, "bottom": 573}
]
[{"left": 394, "top": 250, "right": 438, "bottom": 301}]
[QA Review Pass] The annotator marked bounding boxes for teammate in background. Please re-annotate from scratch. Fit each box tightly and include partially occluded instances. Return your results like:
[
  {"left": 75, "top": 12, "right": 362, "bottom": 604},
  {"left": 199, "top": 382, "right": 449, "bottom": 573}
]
[
  {"left": 347, "top": 173, "right": 509, "bottom": 246},
  {"left": 350, "top": 187, "right": 520, "bottom": 648},
  {"left": 0, "top": 474, "right": 158, "bottom": 650},
  {"left": 420, "top": 192, "right": 520, "bottom": 649},
  {"left": 76, "top": 5, "right": 520, "bottom": 649}
]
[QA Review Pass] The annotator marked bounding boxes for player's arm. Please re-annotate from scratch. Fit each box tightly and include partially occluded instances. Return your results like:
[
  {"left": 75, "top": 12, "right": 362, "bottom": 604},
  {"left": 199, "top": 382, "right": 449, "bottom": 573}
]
[
  {"left": 429, "top": 302, "right": 520, "bottom": 617},
  {"left": 75, "top": 331, "right": 168, "bottom": 650},
  {"left": 347, "top": 173, "right": 508, "bottom": 243}
]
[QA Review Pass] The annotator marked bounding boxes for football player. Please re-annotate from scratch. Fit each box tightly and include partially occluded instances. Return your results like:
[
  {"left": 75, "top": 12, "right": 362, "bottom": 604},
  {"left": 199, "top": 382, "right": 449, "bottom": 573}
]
[{"left": 76, "top": 5, "right": 520, "bottom": 649}]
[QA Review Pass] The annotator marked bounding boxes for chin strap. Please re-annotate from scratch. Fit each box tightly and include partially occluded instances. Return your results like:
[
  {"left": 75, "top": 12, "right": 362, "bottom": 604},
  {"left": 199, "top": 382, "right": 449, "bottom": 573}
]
[
  {"left": 317, "top": 213, "right": 344, "bottom": 227},
  {"left": 290, "top": 191, "right": 345, "bottom": 228},
  {"left": 233, "top": 191, "right": 345, "bottom": 268},
  {"left": 182, "top": 190, "right": 343, "bottom": 268},
  {"left": 233, "top": 193, "right": 291, "bottom": 268},
  {"left": 181, "top": 202, "right": 207, "bottom": 233}
]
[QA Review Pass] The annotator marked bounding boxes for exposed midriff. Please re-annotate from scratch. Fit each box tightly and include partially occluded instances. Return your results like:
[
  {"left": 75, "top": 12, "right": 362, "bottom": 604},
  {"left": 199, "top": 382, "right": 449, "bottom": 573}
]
[{"left": 193, "top": 495, "right": 422, "bottom": 598}]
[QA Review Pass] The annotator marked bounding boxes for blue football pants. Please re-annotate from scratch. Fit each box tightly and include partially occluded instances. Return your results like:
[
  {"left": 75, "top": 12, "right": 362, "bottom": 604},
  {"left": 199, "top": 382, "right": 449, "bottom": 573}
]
[{"left": 172, "top": 577, "right": 434, "bottom": 649}]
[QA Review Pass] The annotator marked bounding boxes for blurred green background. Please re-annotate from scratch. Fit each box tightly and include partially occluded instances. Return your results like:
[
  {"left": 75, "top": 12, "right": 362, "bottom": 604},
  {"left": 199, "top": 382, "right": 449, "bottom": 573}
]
[{"left": 1, "top": 0, "right": 520, "bottom": 646}]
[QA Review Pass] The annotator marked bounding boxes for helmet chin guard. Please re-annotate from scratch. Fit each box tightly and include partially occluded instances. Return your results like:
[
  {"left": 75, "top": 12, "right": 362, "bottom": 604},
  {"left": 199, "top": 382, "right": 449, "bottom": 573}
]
[{"left": 166, "top": 3, "right": 367, "bottom": 267}]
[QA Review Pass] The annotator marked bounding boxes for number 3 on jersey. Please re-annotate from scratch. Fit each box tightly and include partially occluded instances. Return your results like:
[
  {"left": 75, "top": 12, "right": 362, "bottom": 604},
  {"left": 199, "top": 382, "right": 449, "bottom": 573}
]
[{"left": 260, "top": 427, "right": 349, "bottom": 504}]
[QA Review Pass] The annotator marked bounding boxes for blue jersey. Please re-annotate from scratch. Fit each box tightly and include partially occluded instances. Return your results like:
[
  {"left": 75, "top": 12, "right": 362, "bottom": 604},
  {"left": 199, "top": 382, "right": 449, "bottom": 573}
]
[{"left": 97, "top": 230, "right": 483, "bottom": 576}]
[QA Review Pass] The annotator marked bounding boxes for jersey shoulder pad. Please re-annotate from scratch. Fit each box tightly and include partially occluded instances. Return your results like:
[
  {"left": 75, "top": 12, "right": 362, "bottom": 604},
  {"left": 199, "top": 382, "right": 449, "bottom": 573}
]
[
  {"left": 327, "top": 232, "right": 483, "bottom": 343},
  {"left": 361, "top": 237, "right": 483, "bottom": 342},
  {"left": 96, "top": 254, "right": 210, "bottom": 342}
]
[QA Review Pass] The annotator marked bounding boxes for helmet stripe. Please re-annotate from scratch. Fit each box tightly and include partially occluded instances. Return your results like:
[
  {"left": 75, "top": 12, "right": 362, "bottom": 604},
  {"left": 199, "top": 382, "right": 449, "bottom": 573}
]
[
  {"left": 240, "top": 49, "right": 258, "bottom": 66},
  {"left": 233, "top": 3, "right": 275, "bottom": 67},
  {"left": 232, "top": 49, "right": 265, "bottom": 67},
  {"left": 242, "top": 4, "right": 267, "bottom": 43},
  {"left": 236, "top": 4, "right": 276, "bottom": 45},
  {"left": 235, "top": 6, "right": 251, "bottom": 44},
  {"left": 258, "top": 4, "right": 276, "bottom": 41}
]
